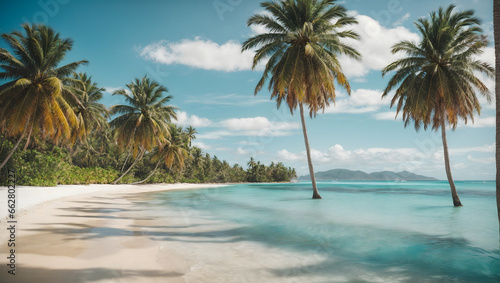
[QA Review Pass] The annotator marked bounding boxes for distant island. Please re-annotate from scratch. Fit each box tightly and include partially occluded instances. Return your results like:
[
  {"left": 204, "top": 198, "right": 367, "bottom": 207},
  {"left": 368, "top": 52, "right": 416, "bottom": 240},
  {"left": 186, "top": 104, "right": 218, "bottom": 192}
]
[{"left": 298, "top": 169, "right": 438, "bottom": 181}]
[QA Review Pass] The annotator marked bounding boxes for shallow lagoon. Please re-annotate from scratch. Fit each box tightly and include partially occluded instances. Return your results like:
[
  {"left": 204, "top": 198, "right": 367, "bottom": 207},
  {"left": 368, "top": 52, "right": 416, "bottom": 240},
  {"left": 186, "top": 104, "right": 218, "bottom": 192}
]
[{"left": 144, "top": 181, "right": 499, "bottom": 282}]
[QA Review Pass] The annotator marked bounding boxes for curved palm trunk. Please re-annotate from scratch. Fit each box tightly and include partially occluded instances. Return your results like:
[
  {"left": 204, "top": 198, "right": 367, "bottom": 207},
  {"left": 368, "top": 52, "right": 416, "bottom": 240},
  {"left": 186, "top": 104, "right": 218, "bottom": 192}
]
[
  {"left": 494, "top": 0, "right": 500, "bottom": 238},
  {"left": 113, "top": 148, "right": 145, "bottom": 184},
  {"left": 441, "top": 119, "right": 462, "bottom": 207},
  {"left": 299, "top": 103, "right": 321, "bottom": 199},
  {"left": 0, "top": 128, "right": 27, "bottom": 171},
  {"left": 132, "top": 159, "right": 161, "bottom": 185}
]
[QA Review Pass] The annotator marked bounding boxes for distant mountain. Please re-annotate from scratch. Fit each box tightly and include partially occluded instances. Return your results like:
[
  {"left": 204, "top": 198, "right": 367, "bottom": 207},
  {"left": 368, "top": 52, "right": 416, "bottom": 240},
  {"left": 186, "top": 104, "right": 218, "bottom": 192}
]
[{"left": 298, "top": 169, "right": 437, "bottom": 181}]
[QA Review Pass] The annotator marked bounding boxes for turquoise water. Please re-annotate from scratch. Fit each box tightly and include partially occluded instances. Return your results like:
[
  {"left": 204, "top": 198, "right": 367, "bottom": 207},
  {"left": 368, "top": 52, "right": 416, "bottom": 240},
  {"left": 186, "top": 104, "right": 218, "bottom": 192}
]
[{"left": 147, "top": 181, "right": 499, "bottom": 282}]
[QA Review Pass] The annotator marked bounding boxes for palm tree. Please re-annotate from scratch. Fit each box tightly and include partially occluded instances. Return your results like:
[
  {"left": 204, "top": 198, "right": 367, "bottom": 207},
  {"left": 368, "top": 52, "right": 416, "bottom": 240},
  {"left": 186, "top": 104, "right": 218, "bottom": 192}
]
[
  {"left": 242, "top": 0, "right": 360, "bottom": 198},
  {"left": 382, "top": 5, "right": 494, "bottom": 207},
  {"left": 494, "top": 0, "right": 500, "bottom": 233},
  {"left": 110, "top": 76, "right": 177, "bottom": 184},
  {"left": 185, "top": 125, "right": 197, "bottom": 147},
  {"left": 134, "top": 124, "right": 189, "bottom": 184},
  {"left": 69, "top": 72, "right": 109, "bottom": 146},
  {"left": 0, "top": 24, "right": 87, "bottom": 170}
]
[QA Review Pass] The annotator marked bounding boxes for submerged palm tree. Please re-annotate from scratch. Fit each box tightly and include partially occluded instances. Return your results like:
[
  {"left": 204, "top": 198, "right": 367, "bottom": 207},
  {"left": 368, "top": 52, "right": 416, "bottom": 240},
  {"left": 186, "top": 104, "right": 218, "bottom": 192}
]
[
  {"left": 0, "top": 24, "right": 87, "bottom": 170},
  {"left": 110, "top": 76, "right": 177, "bottom": 184},
  {"left": 242, "top": 0, "right": 360, "bottom": 198},
  {"left": 382, "top": 5, "right": 494, "bottom": 207}
]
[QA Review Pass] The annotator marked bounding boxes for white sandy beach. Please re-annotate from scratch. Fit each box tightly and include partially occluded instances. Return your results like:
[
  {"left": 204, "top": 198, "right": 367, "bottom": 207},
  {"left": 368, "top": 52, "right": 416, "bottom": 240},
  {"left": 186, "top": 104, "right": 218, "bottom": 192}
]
[{"left": 0, "top": 183, "right": 227, "bottom": 282}]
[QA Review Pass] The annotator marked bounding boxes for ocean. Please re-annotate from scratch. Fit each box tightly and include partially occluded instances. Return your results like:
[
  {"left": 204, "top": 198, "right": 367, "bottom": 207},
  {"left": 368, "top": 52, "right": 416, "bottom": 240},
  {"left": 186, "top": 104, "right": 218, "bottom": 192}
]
[{"left": 140, "top": 181, "right": 500, "bottom": 282}]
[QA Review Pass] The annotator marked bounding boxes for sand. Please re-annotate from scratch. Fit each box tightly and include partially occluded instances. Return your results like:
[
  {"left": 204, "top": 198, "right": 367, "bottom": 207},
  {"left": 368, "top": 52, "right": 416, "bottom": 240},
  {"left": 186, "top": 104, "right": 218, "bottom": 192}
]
[{"left": 0, "top": 183, "right": 225, "bottom": 282}]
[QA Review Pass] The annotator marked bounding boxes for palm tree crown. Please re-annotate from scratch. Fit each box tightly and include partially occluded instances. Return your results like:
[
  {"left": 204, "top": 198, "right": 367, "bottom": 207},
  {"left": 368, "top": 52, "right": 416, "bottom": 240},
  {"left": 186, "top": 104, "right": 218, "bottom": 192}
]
[
  {"left": 110, "top": 76, "right": 178, "bottom": 156},
  {"left": 382, "top": 5, "right": 493, "bottom": 130},
  {"left": 70, "top": 72, "right": 109, "bottom": 143},
  {"left": 242, "top": 0, "right": 360, "bottom": 116},
  {"left": 0, "top": 23, "right": 88, "bottom": 143}
]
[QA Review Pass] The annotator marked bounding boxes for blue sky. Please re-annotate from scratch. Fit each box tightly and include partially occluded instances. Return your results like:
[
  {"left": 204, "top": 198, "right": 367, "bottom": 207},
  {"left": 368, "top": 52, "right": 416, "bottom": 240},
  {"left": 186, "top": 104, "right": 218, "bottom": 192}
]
[{"left": 0, "top": 0, "right": 495, "bottom": 180}]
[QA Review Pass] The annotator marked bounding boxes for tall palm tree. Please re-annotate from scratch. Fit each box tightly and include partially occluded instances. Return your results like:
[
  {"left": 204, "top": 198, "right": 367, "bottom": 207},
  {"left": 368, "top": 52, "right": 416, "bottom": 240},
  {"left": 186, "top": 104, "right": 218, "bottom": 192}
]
[
  {"left": 69, "top": 72, "right": 109, "bottom": 145},
  {"left": 242, "top": 0, "right": 360, "bottom": 198},
  {"left": 494, "top": 0, "right": 500, "bottom": 233},
  {"left": 382, "top": 5, "right": 494, "bottom": 207},
  {"left": 110, "top": 76, "right": 177, "bottom": 184},
  {"left": 0, "top": 24, "right": 87, "bottom": 170}
]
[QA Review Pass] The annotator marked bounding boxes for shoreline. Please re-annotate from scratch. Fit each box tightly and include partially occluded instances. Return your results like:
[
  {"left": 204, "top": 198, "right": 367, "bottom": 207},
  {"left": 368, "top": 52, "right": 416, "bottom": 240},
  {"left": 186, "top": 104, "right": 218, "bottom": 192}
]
[
  {"left": 0, "top": 183, "right": 229, "bottom": 282},
  {"left": 0, "top": 183, "right": 227, "bottom": 222}
]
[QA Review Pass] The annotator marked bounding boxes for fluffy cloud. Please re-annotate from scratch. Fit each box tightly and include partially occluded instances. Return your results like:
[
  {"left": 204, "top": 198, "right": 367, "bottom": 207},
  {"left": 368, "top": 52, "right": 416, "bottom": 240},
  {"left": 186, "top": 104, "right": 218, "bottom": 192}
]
[
  {"left": 339, "top": 13, "right": 420, "bottom": 77},
  {"left": 324, "top": 88, "right": 391, "bottom": 114},
  {"left": 174, "top": 111, "right": 212, "bottom": 127},
  {"left": 278, "top": 144, "right": 428, "bottom": 172},
  {"left": 220, "top": 116, "right": 300, "bottom": 136},
  {"left": 138, "top": 37, "right": 261, "bottom": 72},
  {"left": 373, "top": 111, "right": 398, "bottom": 120},
  {"left": 278, "top": 143, "right": 495, "bottom": 177},
  {"left": 196, "top": 116, "right": 300, "bottom": 140},
  {"left": 458, "top": 116, "right": 495, "bottom": 128}
]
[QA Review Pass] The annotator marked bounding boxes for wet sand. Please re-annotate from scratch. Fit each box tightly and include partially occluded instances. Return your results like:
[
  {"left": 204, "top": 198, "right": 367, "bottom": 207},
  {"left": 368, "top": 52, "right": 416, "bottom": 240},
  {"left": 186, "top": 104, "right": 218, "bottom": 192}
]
[{"left": 0, "top": 184, "right": 224, "bottom": 282}]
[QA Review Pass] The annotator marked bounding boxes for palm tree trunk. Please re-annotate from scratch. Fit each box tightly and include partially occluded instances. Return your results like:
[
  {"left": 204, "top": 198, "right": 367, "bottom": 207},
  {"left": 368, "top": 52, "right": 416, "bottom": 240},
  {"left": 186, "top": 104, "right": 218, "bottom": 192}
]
[
  {"left": 494, "top": 0, "right": 500, "bottom": 239},
  {"left": 121, "top": 150, "right": 132, "bottom": 173},
  {"left": 0, "top": 130, "right": 27, "bottom": 171},
  {"left": 113, "top": 148, "right": 145, "bottom": 184},
  {"left": 440, "top": 119, "right": 462, "bottom": 207},
  {"left": 132, "top": 158, "right": 161, "bottom": 185},
  {"left": 23, "top": 121, "right": 34, "bottom": 151},
  {"left": 299, "top": 103, "right": 321, "bottom": 199}
]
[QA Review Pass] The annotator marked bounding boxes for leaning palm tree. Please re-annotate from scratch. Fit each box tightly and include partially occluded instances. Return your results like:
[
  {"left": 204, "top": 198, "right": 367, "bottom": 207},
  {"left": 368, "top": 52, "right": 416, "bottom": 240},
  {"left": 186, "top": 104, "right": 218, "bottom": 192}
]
[
  {"left": 382, "top": 5, "right": 494, "bottom": 207},
  {"left": 110, "top": 76, "right": 177, "bottom": 184},
  {"left": 0, "top": 24, "right": 87, "bottom": 170},
  {"left": 133, "top": 124, "right": 189, "bottom": 184},
  {"left": 242, "top": 0, "right": 360, "bottom": 198}
]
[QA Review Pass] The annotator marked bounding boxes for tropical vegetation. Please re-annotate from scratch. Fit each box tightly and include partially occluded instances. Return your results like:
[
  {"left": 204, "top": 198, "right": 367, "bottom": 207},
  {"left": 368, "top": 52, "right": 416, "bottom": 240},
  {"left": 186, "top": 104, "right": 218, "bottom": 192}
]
[
  {"left": 242, "top": 0, "right": 360, "bottom": 199},
  {"left": 382, "top": 5, "right": 494, "bottom": 207}
]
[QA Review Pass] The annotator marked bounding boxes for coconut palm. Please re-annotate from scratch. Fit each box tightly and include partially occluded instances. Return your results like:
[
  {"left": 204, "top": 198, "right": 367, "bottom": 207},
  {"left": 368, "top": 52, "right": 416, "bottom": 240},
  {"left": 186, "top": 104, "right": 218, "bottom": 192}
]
[
  {"left": 69, "top": 72, "right": 109, "bottom": 145},
  {"left": 110, "top": 76, "right": 177, "bottom": 184},
  {"left": 494, "top": 0, "right": 500, "bottom": 231},
  {"left": 382, "top": 5, "right": 494, "bottom": 207},
  {"left": 185, "top": 125, "right": 197, "bottom": 147},
  {"left": 242, "top": 0, "right": 360, "bottom": 198},
  {"left": 133, "top": 124, "right": 189, "bottom": 184},
  {"left": 0, "top": 24, "right": 87, "bottom": 170}
]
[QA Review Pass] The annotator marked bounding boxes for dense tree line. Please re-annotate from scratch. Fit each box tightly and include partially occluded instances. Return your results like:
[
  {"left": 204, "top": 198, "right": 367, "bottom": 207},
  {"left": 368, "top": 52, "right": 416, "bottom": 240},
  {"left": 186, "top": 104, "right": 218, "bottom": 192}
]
[{"left": 0, "top": 24, "right": 296, "bottom": 186}]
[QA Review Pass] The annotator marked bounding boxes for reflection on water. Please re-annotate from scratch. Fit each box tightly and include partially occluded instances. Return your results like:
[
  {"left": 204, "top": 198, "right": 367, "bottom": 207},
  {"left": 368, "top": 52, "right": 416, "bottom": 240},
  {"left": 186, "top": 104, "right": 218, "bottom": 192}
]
[{"left": 146, "top": 181, "right": 500, "bottom": 282}]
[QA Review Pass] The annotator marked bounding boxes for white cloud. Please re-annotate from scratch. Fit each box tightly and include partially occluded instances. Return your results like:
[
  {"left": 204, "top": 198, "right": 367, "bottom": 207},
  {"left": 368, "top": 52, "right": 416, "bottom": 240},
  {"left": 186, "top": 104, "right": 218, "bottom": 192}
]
[
  {"left": 459, "top": 116, "right": 495, "bottom": 128},
  {"left": 373, "top": 111, "right": 398, "bottom": 120},
  {"left": 392, "top": 13, "right": 410, "bottom": 26},
  {"left": 192, "top": 141, "right": 211, "bottom": 150},
  {"left": 278, "top": 142, "right": 495, "bottom": 177},
  {"left": 467, "top": 155, "right": 494, "bottom": 164},
  {"left": 174, "top": 111, "right": 212, "bottom": 128},
  {"left": 324, "top": 88, "right": 391, "bottom": 114},
  {"left": 220, "top": 116, "right": 300, "bottom": 136},
  {"left": 103, "top": 87, "right": 131, "bottom": 95},
  {"left": 278, "top": 144, "right": 428, "bottom": 172},
  {"left": 339, "top": 13, "right": 420, "bottom": 78},
  {"left": 138, "top": 37, "right": 263, "bottom": 72}
]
